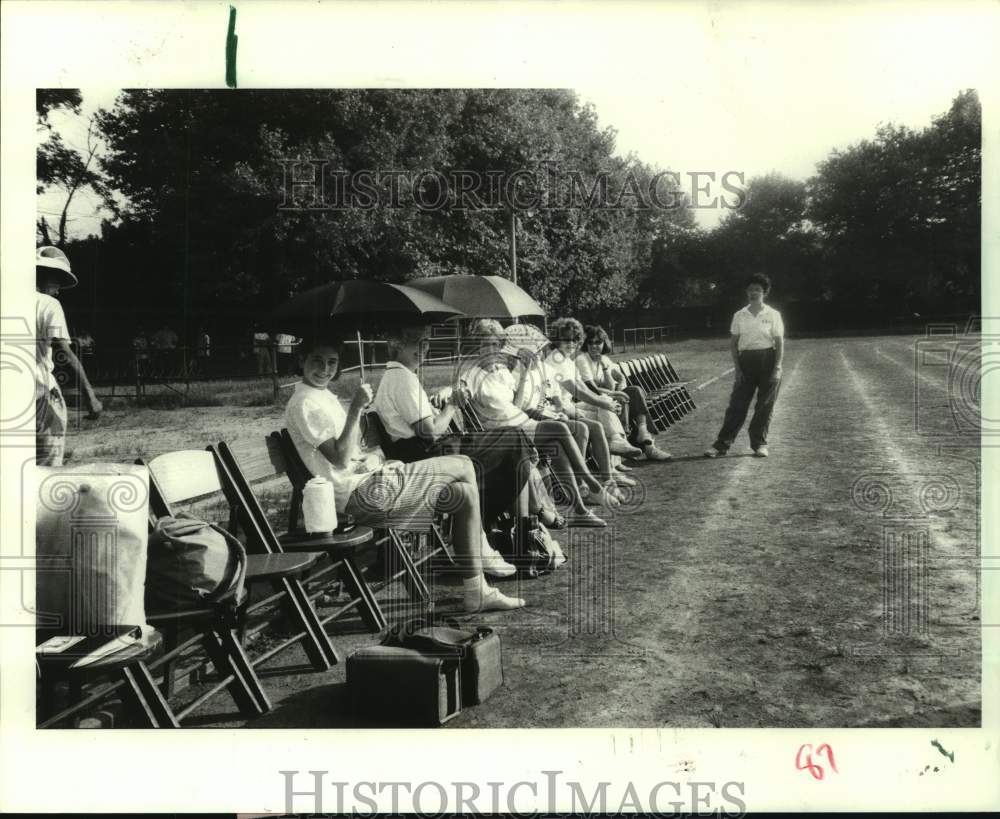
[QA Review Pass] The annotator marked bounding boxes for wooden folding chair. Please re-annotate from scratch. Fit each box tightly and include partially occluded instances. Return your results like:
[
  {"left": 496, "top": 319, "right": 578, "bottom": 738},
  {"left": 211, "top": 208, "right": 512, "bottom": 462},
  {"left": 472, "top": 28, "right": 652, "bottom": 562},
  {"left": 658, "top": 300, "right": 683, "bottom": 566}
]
[
  {"left": 144, "top": 450, "right": 338, "bottom": 683},
  {"left": 36, "top": 627, "right": 179, "bottom": 729},
  {"left": 275, "top": 427, "right": 444, "bottom": 607},
  {"left": 633, "top": 357, "right": 684, "bottom": 423},
  {"left": 619, "top": 359, "right": 673, "bottom": 430},
  {"left": 216, "top": 435, "right": 388, "bottom": 633},
  {"left": 655, "top": 353, "right": 696, "bottom": 415}
]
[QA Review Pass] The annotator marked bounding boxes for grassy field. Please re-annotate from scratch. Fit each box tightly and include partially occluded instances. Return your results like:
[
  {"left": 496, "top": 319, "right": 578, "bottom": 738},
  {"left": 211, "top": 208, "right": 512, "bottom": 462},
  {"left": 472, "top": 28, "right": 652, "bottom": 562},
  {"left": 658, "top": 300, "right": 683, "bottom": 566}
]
[{"left": 60, "top": 334, "right": 982, "bottom": 728}]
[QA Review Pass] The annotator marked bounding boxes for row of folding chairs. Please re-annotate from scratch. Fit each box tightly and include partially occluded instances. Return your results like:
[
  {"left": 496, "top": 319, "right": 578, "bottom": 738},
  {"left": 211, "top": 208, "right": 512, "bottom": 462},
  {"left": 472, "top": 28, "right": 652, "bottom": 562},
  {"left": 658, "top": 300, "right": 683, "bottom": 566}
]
[
  {"left": 617, "top": 354, "right": 696, "bottom": 432},
  {"left": 39, "top": 431, "right": 442, "bottom": 729}
]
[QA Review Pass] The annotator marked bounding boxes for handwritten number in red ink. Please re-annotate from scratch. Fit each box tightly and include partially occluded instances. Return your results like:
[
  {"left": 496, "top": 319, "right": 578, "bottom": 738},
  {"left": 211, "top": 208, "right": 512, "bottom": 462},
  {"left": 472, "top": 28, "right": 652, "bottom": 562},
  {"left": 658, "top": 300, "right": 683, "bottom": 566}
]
[
  {"left": 816, "top": 743, "right": 838, "bottom": 774},
  {"left": 796, "top": 744, "right": 838, "bottom": 780}
]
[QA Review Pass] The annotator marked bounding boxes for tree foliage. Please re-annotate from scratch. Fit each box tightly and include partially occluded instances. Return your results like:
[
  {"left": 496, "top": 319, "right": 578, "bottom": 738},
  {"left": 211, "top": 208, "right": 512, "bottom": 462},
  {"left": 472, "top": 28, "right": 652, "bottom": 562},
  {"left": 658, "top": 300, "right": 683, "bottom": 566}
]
[{"left": 93, "top": 89, "right": 693, "bottom": 321}]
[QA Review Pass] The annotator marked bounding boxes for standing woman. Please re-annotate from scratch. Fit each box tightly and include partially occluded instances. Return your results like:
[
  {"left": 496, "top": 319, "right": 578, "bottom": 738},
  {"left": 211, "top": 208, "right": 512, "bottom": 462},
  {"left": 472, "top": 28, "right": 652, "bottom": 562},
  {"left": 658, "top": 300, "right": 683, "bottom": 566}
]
[{"left": 705, "top": 273, "right": 785, "bottom": 458}]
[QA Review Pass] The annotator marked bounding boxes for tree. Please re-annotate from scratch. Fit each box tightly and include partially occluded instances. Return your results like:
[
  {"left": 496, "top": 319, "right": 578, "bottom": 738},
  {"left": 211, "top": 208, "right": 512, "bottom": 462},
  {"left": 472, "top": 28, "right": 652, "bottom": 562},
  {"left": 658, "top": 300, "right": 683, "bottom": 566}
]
[
  {"left": 36, "top": 89, "right": 106, "bottom": 246},
  {"left": 94, "top": 89, "right": 694, "bottom": 317},
  {"left": 807, "top": 90, "right": 980, "bottom": 313}
]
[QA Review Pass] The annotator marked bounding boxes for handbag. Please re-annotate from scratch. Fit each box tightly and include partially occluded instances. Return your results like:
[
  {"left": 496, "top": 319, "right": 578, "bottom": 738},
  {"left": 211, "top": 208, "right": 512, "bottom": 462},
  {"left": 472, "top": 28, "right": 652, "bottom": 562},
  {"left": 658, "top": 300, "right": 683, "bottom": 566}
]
[
  {"left": 146, "top": 513, "right": 247, "bottom": 608},
  {"left": 383, "top": 617, "right": 504, "bottom": 706}
]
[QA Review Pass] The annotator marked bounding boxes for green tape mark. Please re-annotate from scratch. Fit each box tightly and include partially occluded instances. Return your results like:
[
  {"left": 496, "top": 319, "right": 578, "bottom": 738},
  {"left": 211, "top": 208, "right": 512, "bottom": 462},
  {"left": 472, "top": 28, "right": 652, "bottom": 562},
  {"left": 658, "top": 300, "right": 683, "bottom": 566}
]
[
  {"left": 930, "top": 739, "right": 955, "bottom": 763},
  {"left": 225, "top": 6, "right": 238, "bottom": 88}
]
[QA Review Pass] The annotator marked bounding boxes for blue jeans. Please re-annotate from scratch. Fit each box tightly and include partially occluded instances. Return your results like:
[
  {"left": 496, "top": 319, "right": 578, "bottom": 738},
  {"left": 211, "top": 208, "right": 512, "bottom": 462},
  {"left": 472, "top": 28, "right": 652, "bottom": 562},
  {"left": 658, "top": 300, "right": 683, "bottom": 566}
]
[{"left": 712, "top": 349, "right": 781, "bottom": 453}]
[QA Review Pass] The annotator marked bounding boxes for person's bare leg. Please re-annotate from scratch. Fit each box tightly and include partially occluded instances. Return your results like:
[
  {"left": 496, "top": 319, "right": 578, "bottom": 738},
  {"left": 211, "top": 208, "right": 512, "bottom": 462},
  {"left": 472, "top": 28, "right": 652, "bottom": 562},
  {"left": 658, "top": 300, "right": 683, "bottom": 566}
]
[
  {"left": 436, "top": 462, "right": 524, "bottom": 612},
  {"left": 537, "top": 421, "right": 597, "bottom": 509}
]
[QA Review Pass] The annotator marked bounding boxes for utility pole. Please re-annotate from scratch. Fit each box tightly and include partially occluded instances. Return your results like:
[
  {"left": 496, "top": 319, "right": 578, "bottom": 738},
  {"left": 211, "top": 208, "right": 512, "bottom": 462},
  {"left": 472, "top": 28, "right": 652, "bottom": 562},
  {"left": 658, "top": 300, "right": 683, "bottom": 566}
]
[{"left": 508, "top": 207, "right": 517, "bottom": 288}]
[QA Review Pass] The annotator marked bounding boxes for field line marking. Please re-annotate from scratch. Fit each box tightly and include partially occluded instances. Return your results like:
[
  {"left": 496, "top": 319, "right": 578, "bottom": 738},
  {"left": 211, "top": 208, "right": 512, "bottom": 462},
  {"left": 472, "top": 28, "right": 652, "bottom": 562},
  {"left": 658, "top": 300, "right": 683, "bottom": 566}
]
[
  {"left": 838, "top": 348, "right": 975, "bottom": 574},
  {"left": 874, "top": 345, "right": 951, "bottom": 397},
  {"left": 694, "top": 367, "right": 734, "bottom": 391}
]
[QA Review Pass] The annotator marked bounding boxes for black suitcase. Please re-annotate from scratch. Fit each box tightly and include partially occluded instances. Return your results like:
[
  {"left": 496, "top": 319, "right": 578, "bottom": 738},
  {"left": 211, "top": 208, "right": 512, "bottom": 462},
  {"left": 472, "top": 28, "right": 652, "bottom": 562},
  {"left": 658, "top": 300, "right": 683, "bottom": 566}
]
[{"left": 346, "top": 645, "right": 461, "bottom": 726}]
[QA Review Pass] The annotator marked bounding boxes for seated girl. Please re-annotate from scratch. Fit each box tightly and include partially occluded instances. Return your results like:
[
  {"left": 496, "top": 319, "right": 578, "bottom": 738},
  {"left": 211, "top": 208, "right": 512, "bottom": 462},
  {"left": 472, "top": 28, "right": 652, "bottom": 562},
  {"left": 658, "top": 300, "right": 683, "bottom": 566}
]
[
  {"left": 578, "top": 325, "right": 671, "bottom": 461},
  {"left": 543, "top": 318, "right": 639, "bottom": 489},
  {"left": 284, "top": 333, "right": 524, "bottom": 612},
  {"left": 463, "top": 319, "right": 615, "bottom": 527}
]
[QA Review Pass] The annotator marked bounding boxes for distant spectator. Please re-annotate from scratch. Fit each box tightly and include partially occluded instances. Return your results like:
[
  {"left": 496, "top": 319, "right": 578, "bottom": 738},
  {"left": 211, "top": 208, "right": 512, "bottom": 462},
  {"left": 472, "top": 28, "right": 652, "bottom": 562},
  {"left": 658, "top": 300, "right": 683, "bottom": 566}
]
[
  {"left": 275, "top": 332, "right": 296, "bottom": 375},
  {"left": 253, "top": 326, "right": 273, "bottom": 375},
  {"left": 35, "top": 246, "right": 102, "bottom": 465},
  {"left": 150, "top": 324, "right": 179, "bottom": 350},
  {"left": 188, "top": 327, "right": 211, "bottom": 377},
  {"left": 75, "top": 330, "right": 95, "bottom": 358},
  {"left": 150, "top": 323, "right": 179, "bottom": 374}
]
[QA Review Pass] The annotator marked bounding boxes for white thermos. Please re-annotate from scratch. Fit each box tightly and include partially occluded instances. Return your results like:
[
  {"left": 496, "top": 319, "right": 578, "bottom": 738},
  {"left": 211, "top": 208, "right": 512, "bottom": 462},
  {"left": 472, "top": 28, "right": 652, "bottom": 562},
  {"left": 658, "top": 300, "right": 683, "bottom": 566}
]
[{"left": 302, "top": 477, "right": 337, "bottom": 534}]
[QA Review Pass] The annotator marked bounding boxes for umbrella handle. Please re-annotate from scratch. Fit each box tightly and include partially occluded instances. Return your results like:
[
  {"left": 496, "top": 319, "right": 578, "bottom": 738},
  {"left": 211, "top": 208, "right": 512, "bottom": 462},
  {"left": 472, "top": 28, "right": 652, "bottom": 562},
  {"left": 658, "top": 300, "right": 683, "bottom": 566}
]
[{"left": 356, "top": 330, "right": 366, "bottom": 383}]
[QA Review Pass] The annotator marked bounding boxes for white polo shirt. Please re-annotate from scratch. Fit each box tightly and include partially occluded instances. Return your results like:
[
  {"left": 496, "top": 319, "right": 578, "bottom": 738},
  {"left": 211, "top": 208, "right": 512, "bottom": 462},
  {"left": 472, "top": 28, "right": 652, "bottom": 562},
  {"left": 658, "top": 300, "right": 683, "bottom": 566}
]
[
  {"left": 730, "top": 303, "right": 784, "bottom": 351},
  {"left": 371, "top": 361, "right": 437, "bottom": 441}
]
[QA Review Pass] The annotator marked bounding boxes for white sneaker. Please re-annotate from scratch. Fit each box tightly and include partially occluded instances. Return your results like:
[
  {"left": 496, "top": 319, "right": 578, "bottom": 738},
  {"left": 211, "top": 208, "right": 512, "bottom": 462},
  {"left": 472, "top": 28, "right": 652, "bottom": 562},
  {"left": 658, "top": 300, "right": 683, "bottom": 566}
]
[
  {"left": 481, "top": 549, "right": 517, "bottom": 578},
  {"left": 609, "top": 438, "right": 644, "bottom": 458},
  {"left": 464, "top": 585, "right": 526, "bottom": 613},
  {"left": 753, "top": 445, "right": 769, "bottom": 458},
  {"left": 643, "top": 443, "right": 672, "bottom": 461},
  {"left": 704, "top": 446, "right": 726, "bottom": 458}
]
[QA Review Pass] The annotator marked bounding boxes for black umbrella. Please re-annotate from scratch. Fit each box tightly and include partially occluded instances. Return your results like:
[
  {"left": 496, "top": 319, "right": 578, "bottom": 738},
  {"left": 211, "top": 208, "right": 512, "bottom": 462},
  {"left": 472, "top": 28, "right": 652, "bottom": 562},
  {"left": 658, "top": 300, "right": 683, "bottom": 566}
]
[{"left": 273, "top": 280, "right": 464, "bottom": 380}]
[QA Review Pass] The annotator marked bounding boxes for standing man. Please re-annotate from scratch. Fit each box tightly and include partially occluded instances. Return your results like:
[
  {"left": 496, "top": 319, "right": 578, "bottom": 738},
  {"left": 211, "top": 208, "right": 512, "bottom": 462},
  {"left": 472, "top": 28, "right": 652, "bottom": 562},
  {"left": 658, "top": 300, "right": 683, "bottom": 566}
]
[
  {"left": 35, "top": 246, "right": 102, "bottom": 465},
  {"left": 705, "top": 273, "right": 784, "bottom": 459}
]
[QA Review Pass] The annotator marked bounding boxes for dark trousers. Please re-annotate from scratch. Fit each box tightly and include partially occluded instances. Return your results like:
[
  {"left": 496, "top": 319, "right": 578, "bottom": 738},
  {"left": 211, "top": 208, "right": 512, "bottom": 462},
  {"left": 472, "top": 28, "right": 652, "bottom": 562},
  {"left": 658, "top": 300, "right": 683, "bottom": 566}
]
[
  {"left": 380, "top": 427, "right": 533, "bottom": 529},
  {"left": 621, "top": 385, "right": 652, "bottom": 444},
  {"left": 713, "top": 348, "right": 781, "bottom": 452}
]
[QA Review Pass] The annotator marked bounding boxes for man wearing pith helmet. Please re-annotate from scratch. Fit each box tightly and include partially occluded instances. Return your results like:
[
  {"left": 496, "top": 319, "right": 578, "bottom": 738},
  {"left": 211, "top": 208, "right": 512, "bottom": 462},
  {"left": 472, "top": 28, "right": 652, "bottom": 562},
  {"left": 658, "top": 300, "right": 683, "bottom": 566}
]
[{"left": 35, "top": 246, "right": 102, "bottom": 465}]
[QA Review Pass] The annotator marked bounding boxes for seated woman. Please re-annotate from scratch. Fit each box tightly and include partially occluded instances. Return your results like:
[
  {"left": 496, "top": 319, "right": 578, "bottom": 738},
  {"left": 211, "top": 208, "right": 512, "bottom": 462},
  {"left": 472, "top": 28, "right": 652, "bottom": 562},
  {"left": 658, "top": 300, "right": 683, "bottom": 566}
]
[
  {"left": 285, "top": 333, "right": 524, "bottom": 612},
  {"left": 371, "top": 325, "right": 536, "bottom": 537},
  {"left": 578, "top": 325, "right": 671, "bottom": 461},
  {"left": 543, "top": 317, "right": 638, "bottom": 489},
  {"left": 463, "top": 319, "right": 615, "bottom": 527}
]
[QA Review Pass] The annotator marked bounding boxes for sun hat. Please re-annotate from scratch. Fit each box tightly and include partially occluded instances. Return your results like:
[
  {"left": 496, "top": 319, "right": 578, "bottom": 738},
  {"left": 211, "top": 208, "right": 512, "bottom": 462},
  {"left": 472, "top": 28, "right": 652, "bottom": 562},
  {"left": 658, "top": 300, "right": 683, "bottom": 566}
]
[
  {"left": 503, "top": 323, "right": 549, "bottom": 355},
  {"left": 36, "top": 246, "right": 78, "bottom": 288}
]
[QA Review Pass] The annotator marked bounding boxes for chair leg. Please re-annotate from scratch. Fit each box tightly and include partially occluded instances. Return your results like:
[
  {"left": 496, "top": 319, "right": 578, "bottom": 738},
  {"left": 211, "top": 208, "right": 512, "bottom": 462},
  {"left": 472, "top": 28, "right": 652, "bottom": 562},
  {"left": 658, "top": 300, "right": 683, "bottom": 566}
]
[
  {"left": 275, "top": 577, "right": 340, "bottom": 669},
  {"left": 119, "top": 663, "right": 181, "bottom": 728},
  {"left": 339, "top": 556, "right": 388, "bottom": 632},
  {"left": 393, "top": 530, "right": 431, "bottom": 603},
  {"left": 202, "top": 628, "right": 271, "bottom": 717}
]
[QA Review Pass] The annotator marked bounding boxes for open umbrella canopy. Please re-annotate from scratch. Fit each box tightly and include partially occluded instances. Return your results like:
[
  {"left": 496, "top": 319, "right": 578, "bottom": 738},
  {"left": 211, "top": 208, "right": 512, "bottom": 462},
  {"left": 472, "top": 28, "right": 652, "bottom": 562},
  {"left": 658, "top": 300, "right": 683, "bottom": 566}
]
[
  {"left": 273, "top": 279, "right": 464, "bottom": 335},
  {"left": 407, "top": 274, "right": 545, "bottom": 319}
]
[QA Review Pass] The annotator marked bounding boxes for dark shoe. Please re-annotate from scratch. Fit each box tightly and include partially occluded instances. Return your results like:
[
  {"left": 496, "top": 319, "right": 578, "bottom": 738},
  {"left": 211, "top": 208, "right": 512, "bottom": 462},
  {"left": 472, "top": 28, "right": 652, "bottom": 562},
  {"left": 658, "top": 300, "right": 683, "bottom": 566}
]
[{"left": 704, "top": 446, "right": 727, "bottom": 458}]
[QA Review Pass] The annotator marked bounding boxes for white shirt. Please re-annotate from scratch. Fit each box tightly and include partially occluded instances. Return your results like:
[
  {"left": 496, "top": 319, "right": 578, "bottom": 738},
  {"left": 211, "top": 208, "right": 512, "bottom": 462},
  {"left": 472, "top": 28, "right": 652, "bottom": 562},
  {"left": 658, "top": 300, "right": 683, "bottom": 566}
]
[
  {"left": 468, "top": 362, "right": 536, "bottom": 431},
  {"left": 544, "top": 349, "right": 579, "bottom": 402},
  {"left": 371, "top": 361, "right": 437, "bottom": 441},
  {"left": 730, "top": 303, "right": 784, "bottom": 351},
  {"left": 284, "top": 383, "right": 380, "bottom": 513},
  {"left": 36, "top": 292, "right": 69, "bottom": 395}
]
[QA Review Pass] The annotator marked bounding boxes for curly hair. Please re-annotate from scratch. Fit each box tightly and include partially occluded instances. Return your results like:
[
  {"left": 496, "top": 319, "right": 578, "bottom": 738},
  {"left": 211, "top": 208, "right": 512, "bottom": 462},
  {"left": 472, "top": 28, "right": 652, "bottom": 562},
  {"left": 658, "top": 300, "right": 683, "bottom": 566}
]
[
  {"left": 583, "top": 325, "right": 613, "bottom": 356},
  {"left": 548, "top": 317, "right": 585, "bottom": 346},
  {"left": 468, "top": 318, "right": 505, "bottom": 341},
  {"left": 746, "top": 272, "right": 772, "bottom": 294}
]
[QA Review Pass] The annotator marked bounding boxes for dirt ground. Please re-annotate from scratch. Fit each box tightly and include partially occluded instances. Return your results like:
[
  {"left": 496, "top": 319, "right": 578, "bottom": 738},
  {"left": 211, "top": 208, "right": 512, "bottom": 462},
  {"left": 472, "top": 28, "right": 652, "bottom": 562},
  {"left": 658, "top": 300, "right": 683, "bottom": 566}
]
[{"left": 62, "top": 334, "right": 982, "bottom": 728}]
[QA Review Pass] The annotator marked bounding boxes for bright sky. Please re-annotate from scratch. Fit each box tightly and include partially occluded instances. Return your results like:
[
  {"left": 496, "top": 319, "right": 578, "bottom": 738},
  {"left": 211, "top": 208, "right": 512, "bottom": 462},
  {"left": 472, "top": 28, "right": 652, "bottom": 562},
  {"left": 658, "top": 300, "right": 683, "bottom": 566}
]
[{"left": 36, "top": 2, "right": 996, "bottom": 238}]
